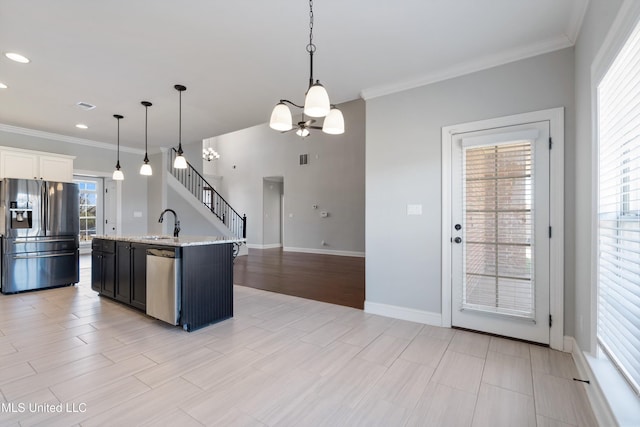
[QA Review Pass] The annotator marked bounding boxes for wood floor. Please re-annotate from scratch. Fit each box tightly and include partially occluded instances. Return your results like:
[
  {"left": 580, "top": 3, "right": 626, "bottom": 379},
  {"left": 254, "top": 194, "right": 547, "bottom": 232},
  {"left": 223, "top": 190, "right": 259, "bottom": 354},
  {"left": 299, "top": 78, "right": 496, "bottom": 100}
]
[
  {"left": 0, "top": 259, "right": 597, "bottom": 426},
  {"left": 234, "top": 248, "right": 365, "bottom": 309}
]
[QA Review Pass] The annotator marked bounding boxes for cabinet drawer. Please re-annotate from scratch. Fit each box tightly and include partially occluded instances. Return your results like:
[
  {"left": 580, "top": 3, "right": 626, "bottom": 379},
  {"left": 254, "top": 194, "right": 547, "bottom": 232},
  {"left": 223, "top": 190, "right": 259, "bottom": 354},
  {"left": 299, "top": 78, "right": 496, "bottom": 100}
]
[{"left": 92, "top": 239, "right": 115, "bottom": 253}]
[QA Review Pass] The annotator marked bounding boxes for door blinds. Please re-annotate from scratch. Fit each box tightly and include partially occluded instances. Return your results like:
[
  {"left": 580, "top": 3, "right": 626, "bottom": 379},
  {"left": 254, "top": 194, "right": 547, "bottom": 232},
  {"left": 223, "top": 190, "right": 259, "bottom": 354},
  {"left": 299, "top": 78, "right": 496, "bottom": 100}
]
[
  {"left": 597, "top": 18, "right": 640, "bottom": 395},
  {"left": 462, "top": 141, "right": 535, "bottom": 319}
]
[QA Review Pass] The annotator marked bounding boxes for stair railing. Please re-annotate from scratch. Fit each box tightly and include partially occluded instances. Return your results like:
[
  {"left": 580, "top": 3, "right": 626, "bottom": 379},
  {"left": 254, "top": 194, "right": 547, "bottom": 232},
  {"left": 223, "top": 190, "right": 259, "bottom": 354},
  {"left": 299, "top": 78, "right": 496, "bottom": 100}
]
[{"left": 169, "top": 148, "right": 246, "bottom": 239}]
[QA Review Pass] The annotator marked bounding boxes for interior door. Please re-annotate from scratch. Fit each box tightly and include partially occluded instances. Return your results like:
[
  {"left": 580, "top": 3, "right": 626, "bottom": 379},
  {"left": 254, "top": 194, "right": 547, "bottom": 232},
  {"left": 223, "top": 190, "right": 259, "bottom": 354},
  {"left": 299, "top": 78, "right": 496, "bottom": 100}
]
[{"left": 451, "top": 121, "right": 550, "bottom": 344}]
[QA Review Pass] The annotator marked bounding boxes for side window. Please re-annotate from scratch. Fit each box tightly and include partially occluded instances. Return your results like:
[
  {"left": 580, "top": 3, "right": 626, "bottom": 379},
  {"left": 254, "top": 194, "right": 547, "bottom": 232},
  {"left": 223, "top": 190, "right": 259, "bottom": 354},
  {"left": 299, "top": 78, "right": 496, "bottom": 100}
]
[{"left": 74, "top": 178, "right": 99, "bottom": 242}]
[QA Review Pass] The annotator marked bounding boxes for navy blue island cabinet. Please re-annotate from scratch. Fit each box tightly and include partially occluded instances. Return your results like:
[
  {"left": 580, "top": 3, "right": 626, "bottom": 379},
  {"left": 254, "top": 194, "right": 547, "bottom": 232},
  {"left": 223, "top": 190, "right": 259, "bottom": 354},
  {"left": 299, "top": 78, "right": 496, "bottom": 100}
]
[{"left": 91, "top": 235, "right": 241, "bottom": 331}]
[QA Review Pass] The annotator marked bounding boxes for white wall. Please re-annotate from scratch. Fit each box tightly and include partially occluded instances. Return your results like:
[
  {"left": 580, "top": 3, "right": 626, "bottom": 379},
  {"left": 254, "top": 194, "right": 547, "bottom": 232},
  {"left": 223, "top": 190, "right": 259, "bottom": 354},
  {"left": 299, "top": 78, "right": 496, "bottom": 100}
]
[
  {"left": 366, "top": 48, "right": 575, "bottom": 320},
  {"left": 573, "top": 0, "right": 624, "bottom": 351},
  {"left": 210, "top": 98, "right": 365, "bottom": 255},
  {"left": 0, "top": 127, "right": 148, "bottom": 235}
]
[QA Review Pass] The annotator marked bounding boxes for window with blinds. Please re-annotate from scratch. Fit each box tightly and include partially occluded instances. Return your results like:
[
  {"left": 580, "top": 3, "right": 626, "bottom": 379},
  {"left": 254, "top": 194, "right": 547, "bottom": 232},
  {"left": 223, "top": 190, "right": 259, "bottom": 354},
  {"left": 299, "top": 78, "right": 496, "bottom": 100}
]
[
  {"left": 462, "top": 141, "right": 535, "bottom": 319},
  {"left": 597, "top": 18, "right": 640, "bottom": 396}
]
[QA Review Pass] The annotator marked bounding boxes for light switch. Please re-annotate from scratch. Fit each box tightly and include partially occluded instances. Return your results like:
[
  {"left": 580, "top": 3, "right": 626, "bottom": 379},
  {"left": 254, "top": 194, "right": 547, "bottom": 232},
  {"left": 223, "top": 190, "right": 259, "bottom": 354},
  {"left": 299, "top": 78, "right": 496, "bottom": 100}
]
[
  {"left": 133, "top": 211, "right": 142, "bottom": 218},
  {"left": 407, "top": 204, "right": 422, "bottom": 215}
]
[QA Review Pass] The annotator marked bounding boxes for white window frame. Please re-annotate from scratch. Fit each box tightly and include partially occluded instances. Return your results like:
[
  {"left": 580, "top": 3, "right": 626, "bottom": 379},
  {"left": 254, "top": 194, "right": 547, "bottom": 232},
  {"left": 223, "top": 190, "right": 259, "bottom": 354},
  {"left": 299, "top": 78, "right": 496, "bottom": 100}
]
[
  {"left": 588, "top": 1, "right": 640, "bottom": 424},
  {"left": 75, "top": 177, "right": 102, "bottom": 242},
  {"left": 441, "top": 107, "right": 565, "bottom": 351},
  {"left": 74, "top": 169, "right": 122, "bottom": 238}
]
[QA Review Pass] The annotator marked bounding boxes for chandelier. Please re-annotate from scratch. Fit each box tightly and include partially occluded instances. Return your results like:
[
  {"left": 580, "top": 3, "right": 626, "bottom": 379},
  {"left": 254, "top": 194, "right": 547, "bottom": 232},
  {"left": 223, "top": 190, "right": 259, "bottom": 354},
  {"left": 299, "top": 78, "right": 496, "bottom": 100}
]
[
  {"left": 202, "top": 146, "right": 220, "bottom": 161},
  {"left": 269, "top": 0, "right": 344, "bottom": 137}
]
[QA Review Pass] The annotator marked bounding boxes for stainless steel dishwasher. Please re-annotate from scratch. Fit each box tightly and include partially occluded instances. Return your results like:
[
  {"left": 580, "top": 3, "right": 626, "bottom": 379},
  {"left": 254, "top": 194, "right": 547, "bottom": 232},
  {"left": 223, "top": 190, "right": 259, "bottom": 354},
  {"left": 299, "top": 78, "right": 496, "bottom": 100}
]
[{"left": 146, "top": 248, "right": 181, "bottom": 325}]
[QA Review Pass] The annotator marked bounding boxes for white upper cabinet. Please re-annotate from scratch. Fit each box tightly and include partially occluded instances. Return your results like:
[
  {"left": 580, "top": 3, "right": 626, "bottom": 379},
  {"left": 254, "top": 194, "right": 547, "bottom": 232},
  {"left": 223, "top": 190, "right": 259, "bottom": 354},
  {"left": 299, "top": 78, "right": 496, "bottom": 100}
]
[
  {"left": 0, "top": 150, "right": 38, "bottom": 180},
  {"left": 38, "top": 155, "right": 74, "bottom": 182},
  {"left": 0, "top": 147, "right": 75, "bottom": 182}
]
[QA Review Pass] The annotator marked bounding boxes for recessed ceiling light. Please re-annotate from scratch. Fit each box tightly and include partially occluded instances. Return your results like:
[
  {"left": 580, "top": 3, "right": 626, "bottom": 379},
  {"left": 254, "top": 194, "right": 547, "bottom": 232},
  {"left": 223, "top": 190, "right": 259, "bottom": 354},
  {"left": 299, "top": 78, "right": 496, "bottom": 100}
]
[
  {"left": 5, "top": 52, "right": 30, "bottom": 63},
  {"left": 0, "top": 82, "right": 7, "bottom": 89},
  {"left": 75, "top": 124, "right": 88, "bottom": 129}
]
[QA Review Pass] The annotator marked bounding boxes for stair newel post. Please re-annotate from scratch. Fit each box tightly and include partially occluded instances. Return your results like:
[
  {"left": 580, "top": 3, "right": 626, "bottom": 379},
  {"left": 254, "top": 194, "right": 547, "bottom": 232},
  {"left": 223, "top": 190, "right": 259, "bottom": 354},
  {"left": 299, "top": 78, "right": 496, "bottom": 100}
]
[{"left": 242, "top": 214, "right": 247, "bottom": 239}]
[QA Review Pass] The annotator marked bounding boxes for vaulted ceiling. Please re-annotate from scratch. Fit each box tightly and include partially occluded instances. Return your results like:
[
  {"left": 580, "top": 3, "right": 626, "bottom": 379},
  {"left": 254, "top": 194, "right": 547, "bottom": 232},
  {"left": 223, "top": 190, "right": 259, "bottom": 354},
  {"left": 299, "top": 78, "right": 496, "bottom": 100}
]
[{"left": 0, "top": 0, "right": 587, "bottom": 151}]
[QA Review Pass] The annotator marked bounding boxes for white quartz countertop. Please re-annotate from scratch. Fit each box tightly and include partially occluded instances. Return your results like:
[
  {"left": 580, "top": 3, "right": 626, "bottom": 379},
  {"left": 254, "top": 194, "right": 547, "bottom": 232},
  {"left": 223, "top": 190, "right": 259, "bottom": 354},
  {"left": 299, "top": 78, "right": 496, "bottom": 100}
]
[{"left": 93, "top": 235, "right": 245, "bottom": 247}]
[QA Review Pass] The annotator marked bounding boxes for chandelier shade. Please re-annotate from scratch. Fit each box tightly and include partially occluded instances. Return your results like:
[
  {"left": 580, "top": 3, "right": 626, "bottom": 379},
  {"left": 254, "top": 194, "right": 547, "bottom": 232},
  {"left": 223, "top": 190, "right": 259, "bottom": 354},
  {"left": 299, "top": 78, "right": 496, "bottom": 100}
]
[
  {"left": 269, "top": 102, "right": 293, "bottom": 131},
  {"left": 304, "top": 82, "right": 330, "bottom": 118},
  {"left": 322, "top": 107, "right": 345, "bottom": 135},
  {"left": 140, "top": 163, "right": 152, "bottom": 176},
  {"left": 296, "top": 127, "right": 310, "bottom": 137},
  {"left": 173, "top": 154, "right": 187, "bottom": 169}
]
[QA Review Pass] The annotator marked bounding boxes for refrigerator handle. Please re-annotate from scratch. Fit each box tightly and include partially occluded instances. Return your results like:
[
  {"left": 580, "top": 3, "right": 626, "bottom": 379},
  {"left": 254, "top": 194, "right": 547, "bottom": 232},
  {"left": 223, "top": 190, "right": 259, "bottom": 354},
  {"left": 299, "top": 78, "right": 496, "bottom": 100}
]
[{"left": 41, "top": 181, "right": 47, "bottom": 236}]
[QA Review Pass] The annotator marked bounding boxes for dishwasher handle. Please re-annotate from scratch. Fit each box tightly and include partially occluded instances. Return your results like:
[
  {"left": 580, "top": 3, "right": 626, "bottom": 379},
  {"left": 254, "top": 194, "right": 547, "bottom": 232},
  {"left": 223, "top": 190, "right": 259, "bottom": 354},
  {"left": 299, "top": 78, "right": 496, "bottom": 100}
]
[{"left": 146, "top": 248, "right": 180, "bottom": 258}]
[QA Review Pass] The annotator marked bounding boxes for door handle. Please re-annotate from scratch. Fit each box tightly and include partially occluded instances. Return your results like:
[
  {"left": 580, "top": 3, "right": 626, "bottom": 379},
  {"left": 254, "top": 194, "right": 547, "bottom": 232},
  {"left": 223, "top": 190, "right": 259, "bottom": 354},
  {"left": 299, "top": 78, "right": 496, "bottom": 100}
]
[
  {"left": 13, "top": 238, "right": 76, "bottom": 244},
  {"left": 454, "top": 237, "right": 462, "bottom": 244}
]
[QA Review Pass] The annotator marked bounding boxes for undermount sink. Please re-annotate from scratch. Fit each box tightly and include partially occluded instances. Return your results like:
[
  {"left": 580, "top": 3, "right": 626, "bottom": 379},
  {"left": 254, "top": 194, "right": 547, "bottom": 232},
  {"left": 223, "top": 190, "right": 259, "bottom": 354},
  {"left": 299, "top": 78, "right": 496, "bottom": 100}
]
[{"left": 140, "top": 235, "right": 174, "bottom": 241}]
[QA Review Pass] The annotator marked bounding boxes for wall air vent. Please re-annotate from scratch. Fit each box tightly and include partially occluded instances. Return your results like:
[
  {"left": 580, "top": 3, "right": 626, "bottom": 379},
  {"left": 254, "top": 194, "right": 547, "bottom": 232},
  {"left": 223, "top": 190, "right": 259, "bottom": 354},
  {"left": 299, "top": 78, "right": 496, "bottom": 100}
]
[
  {"left": 76, "top": 101, "right": 96, "bottom": 110},
  {"left": 299, "top": 154, "right": 308, "bottom": 165}
]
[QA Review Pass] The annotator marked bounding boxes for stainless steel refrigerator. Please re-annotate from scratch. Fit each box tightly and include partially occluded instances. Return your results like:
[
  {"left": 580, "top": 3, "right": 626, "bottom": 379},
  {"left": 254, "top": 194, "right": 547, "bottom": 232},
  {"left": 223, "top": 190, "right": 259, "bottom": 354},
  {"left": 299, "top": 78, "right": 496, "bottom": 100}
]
[{"left": 0, "top": 178, "right": 79, "bottom": 294}]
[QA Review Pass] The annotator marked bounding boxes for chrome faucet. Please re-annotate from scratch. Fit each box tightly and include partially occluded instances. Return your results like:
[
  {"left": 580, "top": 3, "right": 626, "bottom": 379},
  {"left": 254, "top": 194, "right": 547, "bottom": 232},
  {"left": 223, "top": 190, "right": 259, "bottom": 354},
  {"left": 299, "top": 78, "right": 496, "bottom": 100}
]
[{"left": 158, "top": 209, "right": 180, "bottom": 237}]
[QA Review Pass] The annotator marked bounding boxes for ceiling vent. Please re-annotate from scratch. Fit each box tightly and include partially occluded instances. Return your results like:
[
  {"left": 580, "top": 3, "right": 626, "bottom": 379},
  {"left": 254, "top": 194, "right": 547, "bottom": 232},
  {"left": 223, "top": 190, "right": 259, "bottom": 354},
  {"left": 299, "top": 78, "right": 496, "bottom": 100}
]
[{"left": 76, "top": 101, "right": 96, "bottom": 110}]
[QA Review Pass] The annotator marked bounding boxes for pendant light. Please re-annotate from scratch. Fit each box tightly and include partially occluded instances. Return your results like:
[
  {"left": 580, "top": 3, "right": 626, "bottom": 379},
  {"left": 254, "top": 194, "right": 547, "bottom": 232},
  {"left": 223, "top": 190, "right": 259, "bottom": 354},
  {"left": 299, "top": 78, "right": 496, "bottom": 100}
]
[
  {"left": 112, "top": 114, "right": 124, "bottom": 181},
  {"left": 139, "top": 101, "right": 153, "bottom": 176},
  {"left": 173, "top": 84, "right": 188, "bottom": 169},
  {"left": 269, "top": 0, "right": 344, "bottom": 137}
]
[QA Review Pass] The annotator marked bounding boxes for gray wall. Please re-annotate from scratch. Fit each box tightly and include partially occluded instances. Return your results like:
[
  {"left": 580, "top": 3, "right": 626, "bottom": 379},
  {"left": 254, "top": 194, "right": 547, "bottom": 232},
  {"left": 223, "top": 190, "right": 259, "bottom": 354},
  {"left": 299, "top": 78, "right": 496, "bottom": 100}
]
[
  {"left": 573, "top": 0, "right": 624, "bottom": 351},
  {"left": 146, "top": 151, "right": 165, "bottom": 235},
  {"left": 0, "top": 129, "right": 148, "bottom": 235},
  {"left": 366, "top": 49, "right": 575, "bottom": 320},
  {"left": 211, "top": 99, "right": 366, "bottom": 254},
  {"left": 166, "top": 184, "right": 225, "bottom": 236}
]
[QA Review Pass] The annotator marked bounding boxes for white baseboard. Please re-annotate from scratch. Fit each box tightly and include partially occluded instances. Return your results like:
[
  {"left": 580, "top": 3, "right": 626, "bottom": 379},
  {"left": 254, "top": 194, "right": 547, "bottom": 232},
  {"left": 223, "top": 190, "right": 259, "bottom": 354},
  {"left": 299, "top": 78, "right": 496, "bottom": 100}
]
[
  {"left": 283, "top": 246, "right": 365, "bottom": 258},
  {"left": 567, "top": 336, "right": 618, "bottom": 427},
  {"left": 364, "top": 301, "right": 442, "bottom": 326},
  {"left": 246, "top": 243, "right": 282, "bottom": 249},
  {"left": 563, "top": 336, "right": 574, "bottom": 353}
]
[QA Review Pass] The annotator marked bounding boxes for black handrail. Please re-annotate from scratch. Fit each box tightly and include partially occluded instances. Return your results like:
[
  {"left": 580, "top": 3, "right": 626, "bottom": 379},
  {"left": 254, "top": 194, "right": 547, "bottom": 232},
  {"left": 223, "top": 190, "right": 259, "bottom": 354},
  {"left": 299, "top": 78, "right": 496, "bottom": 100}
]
[{"left": 169, "top": 148, "right": 246, "bottom": 239}]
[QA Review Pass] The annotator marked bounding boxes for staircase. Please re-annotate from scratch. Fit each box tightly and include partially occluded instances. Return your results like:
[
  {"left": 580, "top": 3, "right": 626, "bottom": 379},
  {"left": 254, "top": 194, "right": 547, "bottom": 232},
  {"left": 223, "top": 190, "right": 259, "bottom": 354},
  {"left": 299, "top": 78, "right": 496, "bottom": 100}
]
[{"left": 168, "top": 148, "right": 246, "bottom": 244}]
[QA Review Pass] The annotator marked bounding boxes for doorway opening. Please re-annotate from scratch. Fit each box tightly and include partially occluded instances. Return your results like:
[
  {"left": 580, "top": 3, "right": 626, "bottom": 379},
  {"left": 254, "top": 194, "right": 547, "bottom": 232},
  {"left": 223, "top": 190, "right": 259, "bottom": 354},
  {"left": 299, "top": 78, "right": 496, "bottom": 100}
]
[{"left": 263, "top": 177, "right": 284, "bottom": 248}]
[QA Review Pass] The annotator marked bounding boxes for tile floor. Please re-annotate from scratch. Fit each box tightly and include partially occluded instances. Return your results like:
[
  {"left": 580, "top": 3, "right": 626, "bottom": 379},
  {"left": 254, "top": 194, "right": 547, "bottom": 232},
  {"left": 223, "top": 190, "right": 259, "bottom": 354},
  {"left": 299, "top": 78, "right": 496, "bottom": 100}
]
[{"left": 0, "top": 262, "right": 598, "bottom": 426}]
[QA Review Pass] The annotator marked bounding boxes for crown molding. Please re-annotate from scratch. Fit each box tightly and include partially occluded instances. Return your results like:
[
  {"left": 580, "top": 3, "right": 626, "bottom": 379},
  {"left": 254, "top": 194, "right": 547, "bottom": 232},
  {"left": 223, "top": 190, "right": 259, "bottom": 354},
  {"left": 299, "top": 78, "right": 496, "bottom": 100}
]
[
  {"left": 0, "top": 123, "right": 145, "bottom": 155},
  {"left": 360, "top": 35, "right": 573, "bottom": 100},
  {"left": 566, "top": 0, "right": 590, "bottom": 44}
]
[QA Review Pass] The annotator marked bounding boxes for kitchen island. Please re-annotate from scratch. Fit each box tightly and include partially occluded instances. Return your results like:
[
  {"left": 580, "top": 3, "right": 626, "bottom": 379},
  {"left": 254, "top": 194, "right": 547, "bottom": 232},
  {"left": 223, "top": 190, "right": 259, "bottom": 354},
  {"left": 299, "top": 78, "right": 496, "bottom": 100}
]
[{"left": 91, "top": 235, "right": 244, "bottom": 331}]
